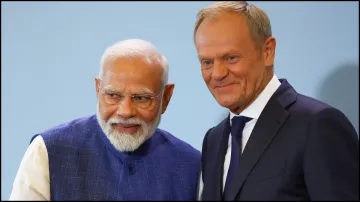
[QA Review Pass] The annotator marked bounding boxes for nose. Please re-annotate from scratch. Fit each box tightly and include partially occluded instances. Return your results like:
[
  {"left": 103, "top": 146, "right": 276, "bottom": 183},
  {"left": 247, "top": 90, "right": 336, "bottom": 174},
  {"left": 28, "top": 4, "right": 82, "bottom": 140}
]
[
  {"left": 212, "top": 60, "right": 228, "bottom": 81},
  {"left": 116, "top": 96, "right": 136, "bottom": 119}
]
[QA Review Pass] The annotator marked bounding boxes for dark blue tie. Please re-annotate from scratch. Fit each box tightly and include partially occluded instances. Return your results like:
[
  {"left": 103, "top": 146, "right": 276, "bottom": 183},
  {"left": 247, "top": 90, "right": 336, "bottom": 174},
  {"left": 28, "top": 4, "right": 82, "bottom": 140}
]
[{"left": 223, "top": 116, "right": 252, "bottom": 200}]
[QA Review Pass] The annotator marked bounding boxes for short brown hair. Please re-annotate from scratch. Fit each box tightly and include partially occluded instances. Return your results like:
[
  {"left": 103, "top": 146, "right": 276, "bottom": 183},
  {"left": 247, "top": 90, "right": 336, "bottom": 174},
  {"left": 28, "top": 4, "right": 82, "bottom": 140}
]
[{"left": 194, "top": 1, "right": 272, "bottom": 47}]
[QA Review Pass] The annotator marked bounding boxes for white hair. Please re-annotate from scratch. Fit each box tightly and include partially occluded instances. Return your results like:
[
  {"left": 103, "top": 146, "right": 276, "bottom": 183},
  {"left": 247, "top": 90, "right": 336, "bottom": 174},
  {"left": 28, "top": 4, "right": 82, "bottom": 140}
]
[{"left": 99, "top": 39, "right": 169, "bottom": 85}]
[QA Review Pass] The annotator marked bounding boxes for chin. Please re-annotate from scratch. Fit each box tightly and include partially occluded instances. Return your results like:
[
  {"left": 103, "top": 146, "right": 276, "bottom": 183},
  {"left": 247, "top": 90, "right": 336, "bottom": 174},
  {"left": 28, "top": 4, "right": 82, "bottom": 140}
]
[
  {"left": 214, "top": 93, "right": 244, "bottom": 112},
  {"left": 216, "top": 98, "right": 236, "bottom": 109}
]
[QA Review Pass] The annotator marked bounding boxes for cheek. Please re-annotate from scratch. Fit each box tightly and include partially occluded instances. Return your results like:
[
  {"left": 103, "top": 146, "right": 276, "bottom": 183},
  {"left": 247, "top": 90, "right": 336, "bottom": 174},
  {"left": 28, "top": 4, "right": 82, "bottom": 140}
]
[
  {"left": 230, "top": 63, "right": 259, "bottom": 83},
  {"left": 99, "top": 105, "right": 117, "bottom": 122},
  {"left": 229, "top": 63, "right": 249, "bottom": 77},
  {"left": 236, "top": 64, "right": 264, "bottom": 94},
  {"left": 228, "top": 65, "right": 255, "bottom": 95},
  {"left": 137, "top": 106, "right": 160, "bottom": 123},
  {"left": 201, "top": 70, "right": 212, "bottom": 85}
]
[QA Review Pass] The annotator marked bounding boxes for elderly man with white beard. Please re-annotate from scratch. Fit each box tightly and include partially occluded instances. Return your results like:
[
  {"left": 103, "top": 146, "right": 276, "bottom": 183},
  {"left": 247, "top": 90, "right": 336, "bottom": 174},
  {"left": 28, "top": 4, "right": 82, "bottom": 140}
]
[{"left": 10, "top": 39, "right": 201, "bottom": 201}]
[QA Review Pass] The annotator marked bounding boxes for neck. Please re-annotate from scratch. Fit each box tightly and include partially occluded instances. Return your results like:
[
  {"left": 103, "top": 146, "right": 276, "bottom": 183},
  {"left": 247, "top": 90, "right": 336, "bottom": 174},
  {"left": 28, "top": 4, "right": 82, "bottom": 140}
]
[{"left": 230, "top": 71, "right": 274, "bottom": 115}]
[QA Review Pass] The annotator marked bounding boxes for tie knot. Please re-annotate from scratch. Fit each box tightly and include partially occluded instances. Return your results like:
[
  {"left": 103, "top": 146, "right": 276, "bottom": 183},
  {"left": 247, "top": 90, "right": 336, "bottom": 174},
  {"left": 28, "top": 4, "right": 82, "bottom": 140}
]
[
  {"left": 230, "top": 116, "right": 252, "bottom": 137},
  {"left": 231, "top": 116, "right": 252, "bottom": 126}
]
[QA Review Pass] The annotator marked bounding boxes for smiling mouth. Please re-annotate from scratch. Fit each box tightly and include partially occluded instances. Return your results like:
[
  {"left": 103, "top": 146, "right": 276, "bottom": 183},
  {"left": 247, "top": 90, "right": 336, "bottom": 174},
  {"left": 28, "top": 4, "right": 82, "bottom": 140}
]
[
  {"left": 215, "top": 83, "right": 234, "bottom": 89},
  {"left": 111, "top": 123, "right": 141, "bottom": 134}
]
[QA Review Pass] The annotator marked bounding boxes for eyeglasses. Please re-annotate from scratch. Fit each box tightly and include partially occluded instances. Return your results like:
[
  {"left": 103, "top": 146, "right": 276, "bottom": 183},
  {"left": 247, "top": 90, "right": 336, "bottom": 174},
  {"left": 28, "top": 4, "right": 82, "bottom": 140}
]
[{"left": 100, "top": 86, "right": 166, "bottom": 109}]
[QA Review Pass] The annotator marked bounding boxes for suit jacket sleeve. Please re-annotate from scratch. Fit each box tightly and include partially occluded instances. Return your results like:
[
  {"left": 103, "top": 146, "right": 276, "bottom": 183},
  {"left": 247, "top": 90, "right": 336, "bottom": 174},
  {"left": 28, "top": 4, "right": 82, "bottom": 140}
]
[
  {"left": 197, "top": 127, "right": 213, "bottom": 201},
  {"left": 303, "top": 107, "right": 359, "bottom": 200},
  {"left": 201, "top": 128, "right": 213, "bottom": 183}
]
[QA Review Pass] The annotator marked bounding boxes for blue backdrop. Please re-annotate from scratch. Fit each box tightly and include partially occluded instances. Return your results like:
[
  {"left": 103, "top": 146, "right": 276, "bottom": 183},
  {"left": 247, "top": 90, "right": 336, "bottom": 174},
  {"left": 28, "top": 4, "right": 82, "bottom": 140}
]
[{"left": 2, "top": 1, "right": 358, "bottom": 199}]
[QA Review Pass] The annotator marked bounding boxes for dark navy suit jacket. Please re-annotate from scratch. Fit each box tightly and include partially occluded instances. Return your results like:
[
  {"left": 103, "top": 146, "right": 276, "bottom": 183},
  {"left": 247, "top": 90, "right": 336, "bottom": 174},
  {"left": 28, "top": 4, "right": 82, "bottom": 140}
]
[{"left": 200, "top": 79, "right": 359, "bottom": 201}]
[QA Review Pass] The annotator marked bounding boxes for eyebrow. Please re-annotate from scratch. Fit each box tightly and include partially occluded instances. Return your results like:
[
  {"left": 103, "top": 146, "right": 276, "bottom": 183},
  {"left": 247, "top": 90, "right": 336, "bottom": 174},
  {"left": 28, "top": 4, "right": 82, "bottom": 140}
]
[
  {"left": 103, "top": 85, "right": 122, "bottom": 93},
  {"left": 133, "top": 88, "right": 153, "bottom": 94},
  {"left": 197, "top": 54, "right": 210, "bottom": 61},
  {"left": 198, "top": 50, "right": 243, "bottom": 60},
  {"left": 103, "top": 85, "right": 153, "bottom": 94}
]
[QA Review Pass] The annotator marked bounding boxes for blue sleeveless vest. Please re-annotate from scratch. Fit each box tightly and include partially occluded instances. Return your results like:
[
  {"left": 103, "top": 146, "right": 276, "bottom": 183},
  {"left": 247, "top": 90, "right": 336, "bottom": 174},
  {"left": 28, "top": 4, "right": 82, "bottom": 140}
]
[{"left": 32, "top": 115, "right": 201, "bottom": 200}]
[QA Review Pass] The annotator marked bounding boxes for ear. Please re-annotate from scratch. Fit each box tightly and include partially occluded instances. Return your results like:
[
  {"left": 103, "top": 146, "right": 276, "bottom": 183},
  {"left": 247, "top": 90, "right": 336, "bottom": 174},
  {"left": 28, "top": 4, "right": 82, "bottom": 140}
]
[
  {"left": 263, "top": 36, "right": 276, "bottom": 68},
  {"left": 95, "top": 77, "right": 101, "bottom": 97},
  {"left": 161, "top": 84, "right": 175, "bottom": 114}
]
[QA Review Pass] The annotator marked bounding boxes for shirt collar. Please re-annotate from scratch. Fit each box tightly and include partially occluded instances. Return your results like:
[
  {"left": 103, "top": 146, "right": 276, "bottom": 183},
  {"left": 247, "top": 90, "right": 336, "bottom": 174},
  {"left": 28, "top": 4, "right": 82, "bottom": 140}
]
[{"left": 229, "top": 74, "right": 281, "bottom": 124}]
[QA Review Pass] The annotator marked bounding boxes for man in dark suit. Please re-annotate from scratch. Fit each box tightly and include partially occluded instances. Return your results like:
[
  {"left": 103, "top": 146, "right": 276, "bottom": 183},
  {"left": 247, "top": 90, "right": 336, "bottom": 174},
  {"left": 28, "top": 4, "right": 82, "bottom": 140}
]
[{"left": 193, "top": 1, "right": 359, "bottom": 201}]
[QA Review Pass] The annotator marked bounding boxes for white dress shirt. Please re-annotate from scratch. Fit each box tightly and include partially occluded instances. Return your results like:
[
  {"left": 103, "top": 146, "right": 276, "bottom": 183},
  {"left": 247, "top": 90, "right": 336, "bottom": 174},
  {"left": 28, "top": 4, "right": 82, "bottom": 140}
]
[{"left": 197, "top": 74, "right": 281, "bottom": 200}]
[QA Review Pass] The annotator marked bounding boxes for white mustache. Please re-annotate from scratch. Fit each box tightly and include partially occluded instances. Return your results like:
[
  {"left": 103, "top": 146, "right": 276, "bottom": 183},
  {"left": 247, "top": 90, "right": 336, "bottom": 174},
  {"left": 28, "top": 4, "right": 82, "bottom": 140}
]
[{"left": 108, "top": 117, "right": 144, "bottom": 126}]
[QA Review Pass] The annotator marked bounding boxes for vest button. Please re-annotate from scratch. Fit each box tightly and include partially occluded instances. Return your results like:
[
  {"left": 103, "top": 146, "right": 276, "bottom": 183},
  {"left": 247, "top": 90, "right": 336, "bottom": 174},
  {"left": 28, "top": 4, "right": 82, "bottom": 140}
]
[{"left": 128, "top": 164, "right": 135, "bottom": 175}]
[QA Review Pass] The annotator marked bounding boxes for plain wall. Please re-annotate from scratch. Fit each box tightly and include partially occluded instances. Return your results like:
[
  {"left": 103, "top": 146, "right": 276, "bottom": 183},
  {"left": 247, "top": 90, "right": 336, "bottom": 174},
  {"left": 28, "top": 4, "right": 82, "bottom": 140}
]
[{"left": 1, "top": 1, "right": 358, "bottom": 199}]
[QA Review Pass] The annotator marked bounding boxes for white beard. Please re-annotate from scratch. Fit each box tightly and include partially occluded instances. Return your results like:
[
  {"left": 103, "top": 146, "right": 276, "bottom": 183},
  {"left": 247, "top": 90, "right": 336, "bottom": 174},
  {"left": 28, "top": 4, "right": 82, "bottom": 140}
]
[{"left": 96, "top": 102, "right": 162, "bottom": 152}]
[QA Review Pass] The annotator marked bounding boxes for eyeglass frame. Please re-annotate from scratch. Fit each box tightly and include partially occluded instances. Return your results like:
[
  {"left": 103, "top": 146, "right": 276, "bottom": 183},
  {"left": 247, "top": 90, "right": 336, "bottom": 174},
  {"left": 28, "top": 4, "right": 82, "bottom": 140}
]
[{"left": 98, "top": 82, "right": 167, "bottom": 109}]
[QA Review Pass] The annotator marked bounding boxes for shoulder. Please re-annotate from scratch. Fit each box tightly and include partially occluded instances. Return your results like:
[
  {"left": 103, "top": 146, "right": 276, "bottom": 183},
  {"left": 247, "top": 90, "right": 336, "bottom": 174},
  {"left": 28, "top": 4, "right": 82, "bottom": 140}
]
[
  {"left": 293, "top": 94, "right": 333, "bottom": 113},
  {"left": 291, "top": 94, "right": 354, "bottom": 124},
  {"left": 26, "top": 135, "right": 48, "bottom": 159},
  {"left": 287, "top": 93, "right": 358, "bottom": 139},
  {"left": 10, "top": 135, "right": 50, "bottom": 200},
  {"left": 155, "top": 128, "right": 201, "bottom": 159},
  {"left": 32, "top": 114, "right": 99, "bottom": 145},
  {"left": 203, "top": 117, "right": 227, "bottom": 145}
]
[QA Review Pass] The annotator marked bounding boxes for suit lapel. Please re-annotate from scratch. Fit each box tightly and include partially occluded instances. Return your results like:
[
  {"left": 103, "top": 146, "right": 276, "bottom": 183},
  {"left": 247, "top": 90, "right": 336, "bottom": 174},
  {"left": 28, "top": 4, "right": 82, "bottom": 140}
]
[
  {"left": 227, "top": 79, "right": 297, "bottom": 200},
  {"left": 216, "top": 116, "right": 231, "bottom": 199},
  {"left": 202, "top": 115, "right": 231, "bottom": 200}
]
